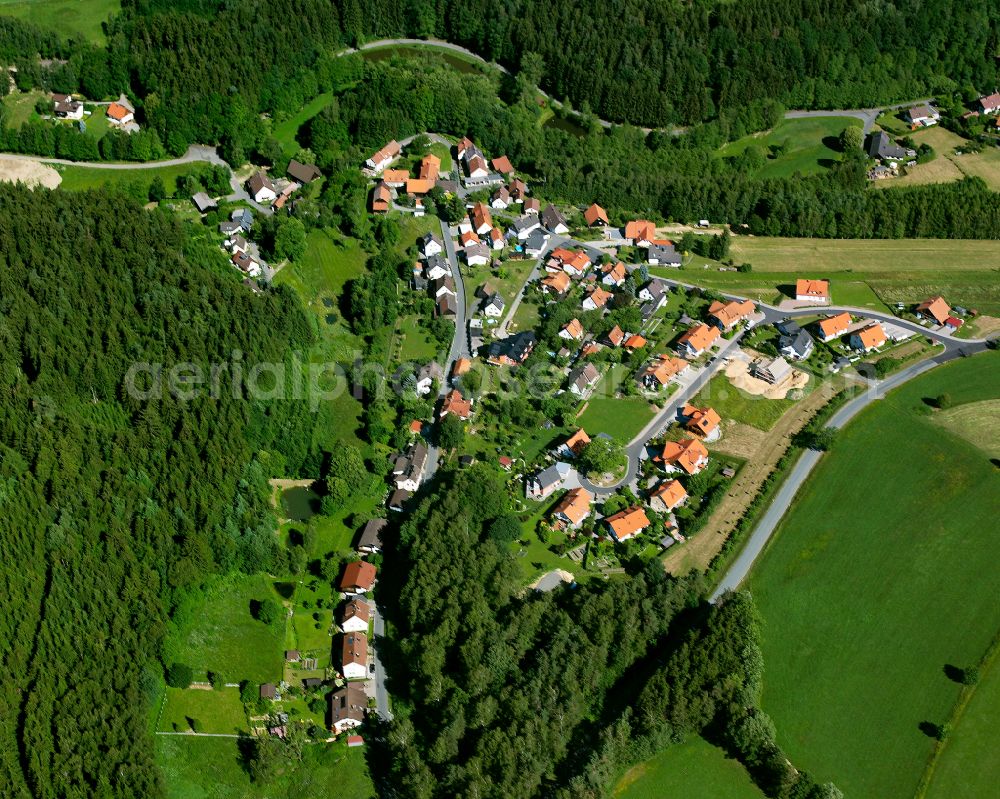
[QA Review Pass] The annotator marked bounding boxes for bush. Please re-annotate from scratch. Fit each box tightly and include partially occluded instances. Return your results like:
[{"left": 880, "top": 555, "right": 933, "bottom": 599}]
[
  {"left": 209, "top": 671, "right": 226, "bottom": 689},
  {"left": 255, "top": 597, "right": 283, "bottom": 625},
  {"left": 166, "top": 662, "right": 193, "bottom": 689}
]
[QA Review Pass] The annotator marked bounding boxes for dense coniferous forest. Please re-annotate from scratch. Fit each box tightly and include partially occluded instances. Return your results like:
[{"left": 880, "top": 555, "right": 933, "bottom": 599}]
[{"left": 0, "top": 186, "right": 315, "bottom": 798}]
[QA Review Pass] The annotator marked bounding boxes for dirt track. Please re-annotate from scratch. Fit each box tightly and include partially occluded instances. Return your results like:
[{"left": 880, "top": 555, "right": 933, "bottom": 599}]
[{"left": 0, "top": 157, "right": 61, "bottom": 189}]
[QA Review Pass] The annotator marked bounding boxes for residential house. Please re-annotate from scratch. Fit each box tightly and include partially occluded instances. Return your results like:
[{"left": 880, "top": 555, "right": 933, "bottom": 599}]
[
  {"left": 341, "top": 633, "right": 368, "bottom": 680},
  {"left": 559, "top": 318, "right": 585, "bottom": 341},
  {"left": 287, "top": 159, "right": 322, "bottom": 184},
  {"left": 541, "top": 204, "right": 569, "bottom": 234},
  {"left": 526, "top": 462, "right": 571, "bottom": 500},
  {"left": 231, "top": 251, "right": 262, "bottom": 277},
  {"left": 487, "top": 331, "right": 536, "bottom": 365},
  {"left": 421, "top": 232, "right": 443, "bottom": 258},
  {"left": 978, "top": 92, "right": 1000, "bottom": 115},
  {"left": 492, "top": 155, "right": 515, "bottom": 175},
  {"left": 681, "top": 404, "right": 721, "bottom": 439},
  {"left": 405, "top": 178, "right": 434, "bottom": 196},
  {"left": 499, "top": 456, "right": 514, "bottom": 471},
  {"left": 388, "top": 489, "right": 412, "bottom": 512},
  {"left": 465, "top": 242, "right": 491, "bottom": 266},
  {"left": 524, "top": 230, "right": 548, "bottom": 257},
  {"left": 465, "top": 153, "right": 489, "bottom": 180},
  {"left": 513, "top": 214, "right": 542, "bottom": 240},
  {"left": 795, "top": 278, "right": 830, "bottom": 304},
  {"left": 53, "top": 94, "right": 84, "bottom": 120},
  {"left": 106, "top": 102, "right": 134, "bottom": 126},
  {"left": 523, "top": 197, "right": 541, "bottom": 215},
  {"left": 582, "top": 286, "right": 613, "bottom": 311},
  {"left": 460, "top": 230, "right": 480, "bottom": 249},
  {"left": 431, "top": 276, "right": 457, "bottom": 300},
  {"left": 219, "top": 220, "right": 242, "bottom": 238},
  {"left": 456, "top": 136, "right": 475, "bottom": 160},
  {"left": 638, "top": 281, "right": 668, "bottom": 309},
  {"left": 606, "top": 506, "right": 651, "bottom": 542},
  {"left": 340, "top": 598, "right": 371, "bottom": 633},
  {"left": 606, "top": 325, "right": 625, "bottom": 347},
  {"left": 260, "top": 683, "right": 277, "bottom": 700},
  {"left": 558, "top": 429, "right": 591, "bottom": 459},
  {"left": 551, "top": 487, "right": 593, "bottom": 529},
  {"left": 481, "top": 292, "right": 506, "bottom": 317},
  {"left": 415, "top": 362, "right": 444, "bottom": 396},
  {"left": 945, "top": 316, "right": 964, "bottom": 332},
  {"left": 641, "top": 355, "right": 689, "bottom": 390},
  {"left": 542, "top": 271, "right": 571, "bottom": 297},
  {"left": 708, "top": 299, "right": 755, "bottom": 331},
  {"left": 231, "top": 208, "right": 253, "bottom": 232},
  {"left": 418, "top": 154, "right": 441, "bottom": 181},
  {"left": 866, "top": 131, "right": 907, "bottom": 161},
  {"left": 677, "top": 323, "right": 721, "bottom": 358},
  {"left": 647, "top": 243, "right": 681, "bottom": 266},
  {"left": 508, "top": 177, "right": 528, "bottom": 201},
  {"left": 340, "top": 561, "right": 377, "bottom": 594},
  {"left": 440, "top": 389, "right": 473, "bottom": 420},
  {"left": 381, "top": 169, "right": 408, "bottom": 188},
  {"left": 779, "top": 327, "right": 814, "bottom": 360},
  {"left": 649, "top": 480, "right": 688, "bottom": 514},
  {"left": 916, "top": 296, "right": 951, "bottom": 326},
  {"left": 329, "top": 683, "right": 367, "bottom": 735},
  {"left": 286, "top": 650, "right": 300, "bottom": 663},
  {"left": 817, "top": 312, "right": 852, "bottom": 342},
  {"left": 659, "top": 438, "right": 709, "bottom": 475},
  {"left": 370, "top": 182, "right": 391, "bottom": 213},
  {"left": 568, "top": 362, "right": 600, "bottom": 396},
  {"left": 451, "top": 357, "right": 472, "bottom": 380},
  {"left": 356, "top": 519, "right": 386, "bottom": 555},
  {"left": 366, "top": 140, "right": 401, "bottom": 172},
  {"left": 624, "top": 334, "right": 647, "bottom": 352},
  {"left": 491, "top": 186, "right": 511, "bottom": 209},
  {"left": 624, "top": 220, "right": 656, "bottom": 246},
  {"left": 437, "top": 293, "right": 457, "bottom": 317},
  {"left": 247, "top": 172, "right": 276, "bottom": 204},
  {"left": 850, "top": 322, "right": 887, "bottom": 353},
  {"left": 488, "top": 227, "right": 504, "bottom": 250},
  {"left": 905, "top": 104, "right": 939, "bottom": 127},
  {"left": 601, "top": 261, "right": 627, "bottom": 287},
  {"left": 584, "top": 203, "right": 609, "bottom": 226},
  {"left": 424, "top": 254, "right": 451, "bottom": 281},
  {"left": 192, "top": 192, "right": 217, "bottom": 213},
  {"left": 750, "top": 356, "right": 793, "bottom": 384},
  {"left": 472, "top": 202, "right": 493, "bottom": 234}
]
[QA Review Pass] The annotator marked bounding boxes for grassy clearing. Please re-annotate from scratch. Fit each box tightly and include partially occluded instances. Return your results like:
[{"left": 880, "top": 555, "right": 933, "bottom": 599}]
[
  {"left": 156, "top": 735, "right": 374, "bottom": 799},
  {"left": 158, "top": 688, "right": 248, "bottom": 735},
  {"left": 463, "top": 258, "right": 535, "bottom": 315},
  {"left": 749, "top": 351, "right": 1000, "bottom": 798},
  {"left": 875, "top": 126, "right": 1000, "bottom": 191},
  {"left": 614, "top": 737, "right": 763, "bottom": 799},
  {"left": 576, "top": 364, "right": 656, "bottom": 442},
  {"left": 396, "top": 314, "right": 439, "bottom": 361},
  {"left": 930, "top": 399, "right": 1000, "bottom": 458},
  {"left": 2, "top": 89, "right": 44, "bottom": 127},
  {"left": 694, "top": 374, "right": 804, "bottom": 432},
  {"left": 0, "top": 0, "right": 119, "bottom": 43},
  {"left": 271, "top": 93, "right": 333, "bottom": 156},
  {"left": 717, "top": 116, "right": 861, "bottom": 178},
  {"left": 169, "top": 574, "right": 286, "bottom": 685},
  {"left": 56, "top": 163, "right": 201, "bottom": 193}
]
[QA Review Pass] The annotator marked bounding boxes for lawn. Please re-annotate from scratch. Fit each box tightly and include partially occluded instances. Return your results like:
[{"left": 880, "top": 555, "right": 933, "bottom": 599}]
[
  {"left": 693, "top": 374, "right": 804, "bottom": 432},
  {"left": 873, "top": 125, "right": 1000, "bottom": 191},
  {"left": 168, "top": 574, "right": 286, "bottom": 685},
  {"left": 929, "top": 398, "right": 1000, "bottom": 459},
  {"left": 0, "top": 0, "right": 119, "bottom": 43},
  {"left": 749, "top": 351, "right": 1000, "bottom": 798},
  {"left": 271, "top": 93, "right": 333, "bottom": 156},
  {"left": 576, "top": 364, "right": 656, "bottom": 443},
  {"left": 156, "top": 735, "right": 375, "bottom": 799},
  {"left": 2, "top": 89, "right": 44, "bottom": 127},
  {"left": 717, "top": 116, "right": 861, "bottom": 178},
  {"left": 56, "top": 163, "right": 202, "bottom": 193},
  {"left": 396, "top": 314, "right": 440, "bottom": 362},
  {"left": 614, "top": 737, "right": 764, "bottom": 799},
  {"left": 157, "top": 687, "right": 248, "bottom": 735},
  {"left": 925, "top": 645, "right": 1000, "bottom": 799},
  {"left": 463, "top": 257, "right": 535, "bottom": 316}
]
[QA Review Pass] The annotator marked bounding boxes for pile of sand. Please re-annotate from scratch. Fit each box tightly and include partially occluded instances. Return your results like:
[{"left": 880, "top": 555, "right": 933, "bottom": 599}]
[
  {"left": 0, "top": 158, "right": 61, "bottom": 189},
  {"left": 724, "top": 357, "right": 808, "bottom": 400}
]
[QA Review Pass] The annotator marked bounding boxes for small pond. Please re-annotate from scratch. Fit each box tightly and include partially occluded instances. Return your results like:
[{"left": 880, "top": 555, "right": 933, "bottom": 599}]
[
  {"left": 544, "top": 114, "right": 588, "bottom": 137},
  {"left": 362, "top": 45, "right": 483, "bottom": 75},
  {"left": 282, "top": 485, "right": 321, "bottom": 521}
]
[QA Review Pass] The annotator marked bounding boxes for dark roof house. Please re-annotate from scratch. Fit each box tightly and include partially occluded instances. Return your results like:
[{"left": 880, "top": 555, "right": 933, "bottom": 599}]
[{"left": 287, "top": 160, "right": 322, "bottom": 184}]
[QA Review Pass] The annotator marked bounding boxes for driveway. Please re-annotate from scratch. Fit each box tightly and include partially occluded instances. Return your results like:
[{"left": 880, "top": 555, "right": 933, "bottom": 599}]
[
  {"left": 783, "top": 98, "right": 934, "bottom": 135},
  {"left": 370, "top": 604, "right": 393, "bottom": 721}
]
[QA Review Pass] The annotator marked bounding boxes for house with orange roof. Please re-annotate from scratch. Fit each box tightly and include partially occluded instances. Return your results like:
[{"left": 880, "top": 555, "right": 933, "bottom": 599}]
[
  {"left": 795, "top": 279, "right": 830, "bottom": 304},
  {"left": 850, "top": 322, "right": 887, "bottom": 353},
  {"left": 606, "top": 325, "right": 625, "bottom": 347},
  {"left": 523, "top": 196, "right": 540, "bottom": 214},
  {"left": 366, "top": 140, "right": 401, "bottom": 172},
  {"left": 606, "top": 506, "right": 651, "bottom": 542},
  {"left": 584, "top": 203, "right": 609, "bottom": 226},
  {"left": 624, "top": 334, "right": 647, "bottom": 352},
  {"left": 439, "top": 389, "right": 473, "bottom": 420},
  {"left": 559, "top": 318, "right": 585, "bottom": 341},
  {"left": 380, "top": 169, "right": 406, "bottom": 188},
  {"left": 551, "top": 487, "right": 593, "bottom": 529},
  {"left": 406, "top": 178, "right": 434, "bottom": 196},
  {"left": 488, "top": 227, "right": 505, "bottom": 250},
  {"left": 817, "top": 312, "right": 852, "bottom": 342},
  {"left": 451, "top": 357, "right": 472, "bottom": 379},
  {"left": 509, "top": 178, "right": 528, "bottom": 201},
  {"left": 459, "top": 230, "right": 481, "bottom": 248},
  {"left": 681, "top": 405, "right": 721, "bottom": 439},
  {"left": 625, "top": 220, "right": 657, "bottom": 246},
  {"left": 106, "top": 101, "right": 134, "bottom": 126},
  {"left": 340, "top": 561, "right": 377, "bottom": 594},
  {"left": 676, "top": 323, "right": 721, "bottom": 358},
  {"left": 566, "top": 251, "right": 592, "bottom": 276},
  {"left": 708, "top": 299, "right": 756, "bottom": 331},
  {"left": 583, "top": 286, "right": 613, "bottom": 311},
  {"left": 471, "top": 202, "right": 493, "bottom": 234},
  {"left": 419, "top": 154, "right": 441, "bottom": 181},
  {"left": 542, "top": 271, "right": 571, "bottom": 296},
  {"left": 649, "top": 480, "right": 688, "bottom": 514},
  {"left": 370, "top": 182, "right": 391, "bottom": 213},
  {"left": 558, "top": 428, "right": 591, "bottom": 458},
  {"left": 581, "top": 342, "right": 602, "bottom": 357},
  {"left": 659, "top": 438, "right": 709, "bottom": 475},
  {"left": 601, "top": 261, "right": 627, "bottom": 287},
  {"left": 916, "top": 296, "right": 951, "bottom": 326},
  {"left": 341, "top": 632, "right": 368, "bottom": 680},
  {"left": 641, "top": 355, "right": 689, "bottom": 389},
  {"left": 491, "top": 155, "right": 514, "bottom": 175}
]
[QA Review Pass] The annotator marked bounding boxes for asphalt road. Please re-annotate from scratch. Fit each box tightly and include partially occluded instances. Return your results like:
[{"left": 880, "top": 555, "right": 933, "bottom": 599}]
[
  {"left": 783, "top": 98, "right": 934, "bottom": 134},
  {"left": 371, "top": 604, "right": 393, "bottom": 721}
]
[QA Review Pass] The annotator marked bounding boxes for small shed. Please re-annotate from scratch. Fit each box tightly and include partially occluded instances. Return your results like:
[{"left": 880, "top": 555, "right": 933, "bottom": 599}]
[
  {"left": 260, "top": 683, "right": 276, "bottom": 700},
  {"left": 192, "top": 192, "right": 217, "bottom": 213}
]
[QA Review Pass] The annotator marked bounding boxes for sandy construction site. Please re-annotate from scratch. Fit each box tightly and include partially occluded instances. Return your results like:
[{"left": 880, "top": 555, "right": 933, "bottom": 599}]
[
  {"left": 724, "top": 355, "right": 809, "bottom": 400},
  {"left": 0, "top": 157, "right": 61, "bottom": 189}
]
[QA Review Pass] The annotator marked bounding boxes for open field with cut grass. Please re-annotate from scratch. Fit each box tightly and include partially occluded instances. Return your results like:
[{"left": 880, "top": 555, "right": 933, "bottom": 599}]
[
  {"left": 55, "top": 162, "right": 203, "bottom": 193},
  {"left": 576, "top": 364, "right": 656, "bottom": 442},
  {"left": 157, "top": 687, "right": 248, "bottom": 735},
  {"left": 694, "top": 373, "right": 806, "bottom": 431},
  {"left": 614, "top": 737, "right": 764, "bottom": 799},
  {"left": 396, "top": 314, "right": 440, "bottom": 361},
  {"left": 156, "top": 735, "right": 374, "bottom": 799},
  {"left": 272, "top": 93, "right": 333, "bottom": 155},
  {"left": 2, "top": 89, "right": 45, "bottom": 127},
  {"left": 169, "top": 574, "right": 286, "bottom": 685},
  {"left": 0, "top": 0, "right": 118, "bottom": 42},
  {"left": 930, "top": 398, "right": 1000, "bottom": 458},
  {"left": 749, "top": 351, "right": 1000, "bottom": 799},
  {"left": 717, "top": 116, "right": 861, "bottom": 178}
]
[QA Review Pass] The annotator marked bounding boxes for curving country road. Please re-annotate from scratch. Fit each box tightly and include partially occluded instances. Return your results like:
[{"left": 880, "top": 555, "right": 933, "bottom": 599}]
[{"left": 783, "top": 98, "right": 934, "bottom": 135}]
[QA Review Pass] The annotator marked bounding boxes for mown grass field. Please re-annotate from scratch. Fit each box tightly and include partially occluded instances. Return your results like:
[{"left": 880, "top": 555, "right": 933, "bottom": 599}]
[
  {"left": 614, "top": 737, "right": 763, "bottom": 799},
  {"left": 56, "top": 163, "right": 202, "bottom": 193},
  {"left": 693, "top": 373, "right": 804, "bottom": 431},
  {"left": 156, "top": 735, "right": 374, "bottom": 799},
  {"left": 2, "top": 89, "right": 44, "bottom": 127},
  {"left": 576, "top": 364, "right": 656, "bottom": 442},
  {"left": 749, "top": 351, "right": 1000, "bottom": 799},
  {"left": 717, "top": 116, "right": 861, "bottom": 178},
  {"left": 157, "top": 687, "right": 248, "bottom": 735},
  {"left": 271, "top": 93, "right": 333, "bottom": 156},
  {"left": 0, "top": 0, "right": 119, "bottom": 43}
]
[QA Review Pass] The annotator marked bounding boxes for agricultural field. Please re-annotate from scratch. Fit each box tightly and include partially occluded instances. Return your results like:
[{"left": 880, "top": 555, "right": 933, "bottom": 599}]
[
  {"left": 717, "top": 116, "right": 862, "bottom": 178},
  {"left": 156, "top": 735, "right": 374, "bottom": 799},
  {"left": 576, "top": 364, "right": 656, "bottom": 442},
  {"left": 614, "top": 737, "right": 763, "bottom": 799},
  {"left": 874, "top": 125, "right": 1000, "bottom": 191},
  {"left": 749, "top": 351, "right": 1000, "bottom": 798},
  {"left": 0, "top": 0, "right": 119, "bottom": 43}
]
